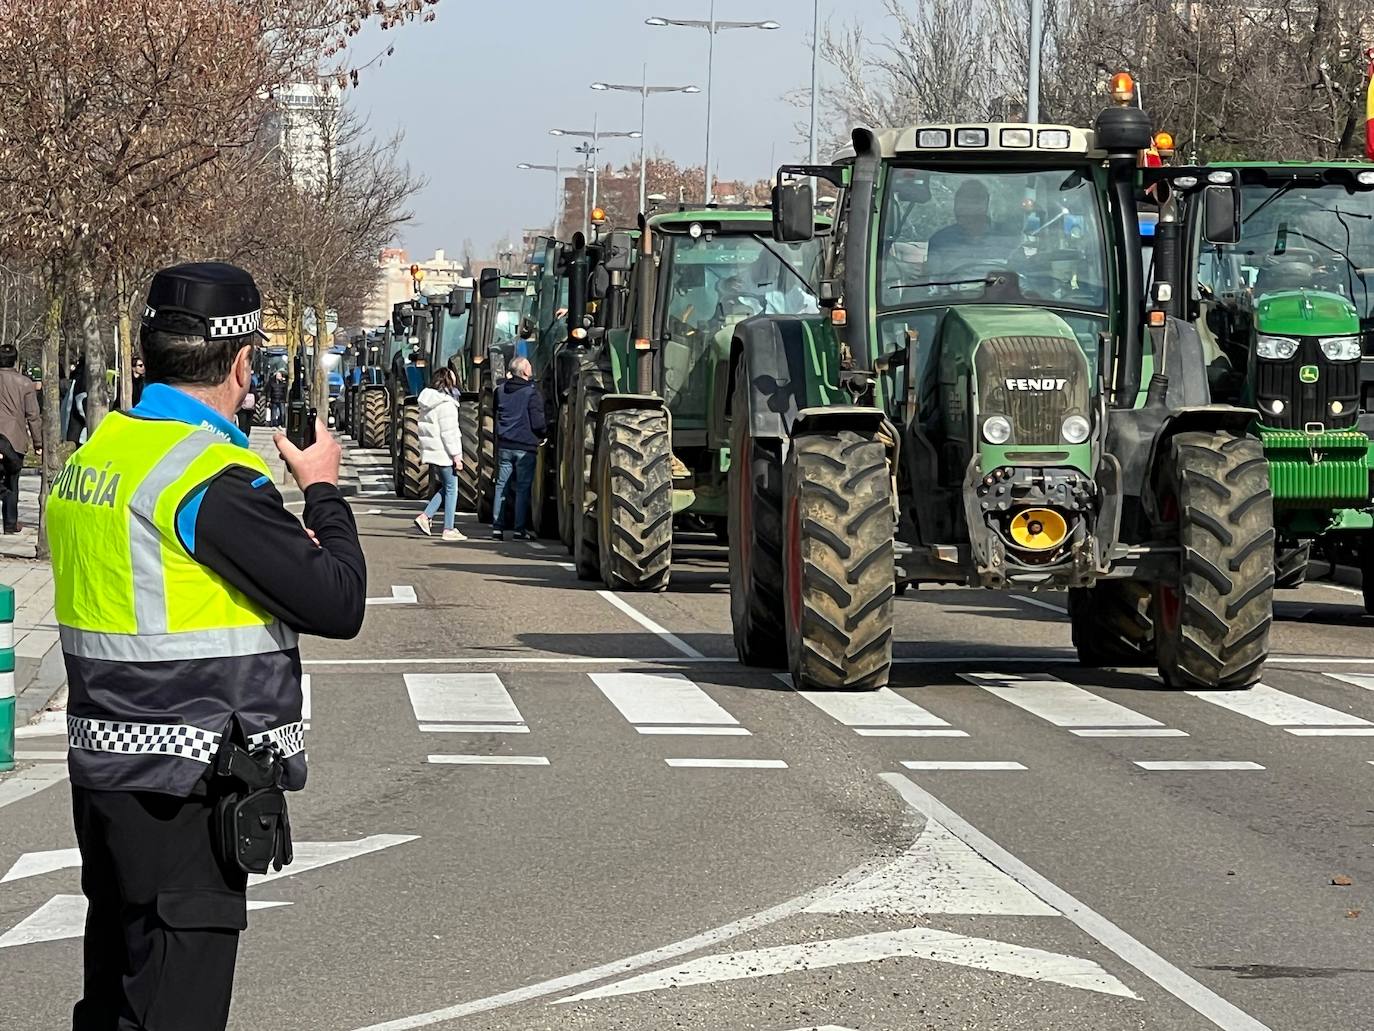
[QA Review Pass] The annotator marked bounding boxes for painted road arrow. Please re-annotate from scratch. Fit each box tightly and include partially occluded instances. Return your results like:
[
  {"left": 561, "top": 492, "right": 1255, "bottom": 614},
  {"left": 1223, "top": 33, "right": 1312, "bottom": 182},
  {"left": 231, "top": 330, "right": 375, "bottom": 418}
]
[{"left": 0, "top": 897, "right": 290, "bottom": 950}]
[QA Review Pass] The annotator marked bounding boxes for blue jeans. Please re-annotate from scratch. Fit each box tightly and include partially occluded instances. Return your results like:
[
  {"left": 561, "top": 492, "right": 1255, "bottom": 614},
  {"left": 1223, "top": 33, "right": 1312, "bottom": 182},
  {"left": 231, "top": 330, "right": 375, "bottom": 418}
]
[
  {"left": 422, "top": 464, "right": 458, "bottom": 531},
  {"left": 492, "top": 448, "right": 536, "bottom": 532},
  {"left": 270, "top": 402, "right": 285, "bottom": 426}
]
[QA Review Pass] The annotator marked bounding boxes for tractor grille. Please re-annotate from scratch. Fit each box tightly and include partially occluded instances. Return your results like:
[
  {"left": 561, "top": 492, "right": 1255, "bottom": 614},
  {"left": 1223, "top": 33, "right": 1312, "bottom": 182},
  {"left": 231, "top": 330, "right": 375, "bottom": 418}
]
[
  {"left": 1255, "top": 337, "right": 1359, "bottom": 431},
  {"left": 975, "top": 335, "right": 1090, "bottom": 446}
]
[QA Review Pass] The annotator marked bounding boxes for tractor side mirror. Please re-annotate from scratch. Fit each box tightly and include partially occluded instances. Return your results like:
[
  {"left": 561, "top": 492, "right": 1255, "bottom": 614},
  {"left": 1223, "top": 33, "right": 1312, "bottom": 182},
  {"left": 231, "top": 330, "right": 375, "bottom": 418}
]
[
  {"left": 772, "top": 180, "right": 816, "bottom": 243},
  {"left": 447, "top": 292, "right": 466, "bottom": 318},
  {"left": 603, "top": 231, "right": 634, "bottom": 273},
  {"left": 1202, "top": 185, "right": 1241, "bottom": 245},
  {"left": 589, "top": 265, "right": 611, "bottom": 300},
  {"left": 478, "top": 267, "right": 501, "bottom": 300}
]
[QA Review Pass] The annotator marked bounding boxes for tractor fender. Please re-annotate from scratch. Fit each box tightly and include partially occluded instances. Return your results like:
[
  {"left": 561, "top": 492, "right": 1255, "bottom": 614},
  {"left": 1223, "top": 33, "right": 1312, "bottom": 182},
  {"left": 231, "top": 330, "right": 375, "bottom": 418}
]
[
  {"left": 727, "top": 315, "right": 833, "bottom": 444},
  {"left": 1149, "top": 403, "right": 1258, "bottom": 472},
  {"left": 595, "top": 393, "right": 668, "bottom": 435},
  {"left": 792, "top": 405, "right": 902, "bottom": 476}
]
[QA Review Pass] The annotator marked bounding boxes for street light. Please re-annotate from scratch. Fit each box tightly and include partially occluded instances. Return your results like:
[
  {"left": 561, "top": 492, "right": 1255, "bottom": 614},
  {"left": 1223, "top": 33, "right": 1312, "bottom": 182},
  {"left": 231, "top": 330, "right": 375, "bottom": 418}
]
[
  {"left": 549, "top": 114, "right": 641, "bottom": 233},
  {"left": 591, "top": 68, "right": 700, "bottom": 214},
  {"left": 647, "top": 3, "right": 781, "bottom": 204},
  {"left": 517, "top": 155, "right": 569, "bottom": 234}
]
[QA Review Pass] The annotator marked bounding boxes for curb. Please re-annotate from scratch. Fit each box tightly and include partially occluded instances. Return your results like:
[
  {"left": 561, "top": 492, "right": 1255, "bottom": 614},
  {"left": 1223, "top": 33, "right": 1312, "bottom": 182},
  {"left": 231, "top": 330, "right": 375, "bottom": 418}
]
[{"left": 15, "top": 642, "right": 67, "bottom": 730}]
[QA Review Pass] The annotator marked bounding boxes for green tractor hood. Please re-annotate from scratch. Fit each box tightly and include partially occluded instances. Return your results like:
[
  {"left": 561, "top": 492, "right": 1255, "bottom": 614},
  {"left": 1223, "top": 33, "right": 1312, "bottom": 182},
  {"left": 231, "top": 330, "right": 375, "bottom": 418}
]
[{"left": 1255, "top": 289, "right": 1360, "bottom": 337}]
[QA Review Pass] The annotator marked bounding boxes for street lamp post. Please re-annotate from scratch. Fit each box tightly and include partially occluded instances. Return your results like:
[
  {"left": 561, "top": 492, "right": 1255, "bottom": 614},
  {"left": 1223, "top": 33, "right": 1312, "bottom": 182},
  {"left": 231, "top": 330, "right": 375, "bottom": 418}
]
[
  {"left": 550, "top": 116, "right": 641, "bottom": 234},
  {"left": 516, "top": 152, "right": 568, "bottom": 234},
  {"left": 591, "top": 67, "right": 700, "bottom": 214},
  {"left": 647, "top": 3, "right": 780, "bottom": 205}
]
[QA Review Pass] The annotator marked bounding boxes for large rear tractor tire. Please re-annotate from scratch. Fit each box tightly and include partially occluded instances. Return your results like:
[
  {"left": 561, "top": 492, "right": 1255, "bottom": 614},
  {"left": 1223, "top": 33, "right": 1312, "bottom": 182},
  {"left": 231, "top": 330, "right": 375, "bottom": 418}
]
[
  {"left": 360, "top": 389, "right": 388, "bottom": 450},
  {"left": 596, "top": 408, "right": 673, "bottom": 591},
  {"left": 478, "top": 386, "right": 497, "bottom": 524},
  {"left": 395, "top": 401, "right": 430, "bottom": 500},
  {"left": 254, "top": 393, "right": 270, "bottom": 427},
  {"left": 728, "top": 372, "right": 785, "bottom": 667},
  {"left": 1274, "top": 543, "right": 1311, "bottom": 590},
  {"left": 573, "top": 363, "right": 610, "bottom": 580},
  {"left": 556, "top": 396, "right": 575, "bottom": 550},
  {"left": 1153, "top": 431, "right": 1274, "bottom": 690},
  {"left": 531, "top": 443, "right": 559, "bottom": 540},
  {"left": 1069, "top": 580, "right": 1154, "bottom": 667},
  {"left": 457, "top": 398, "right": 479, "bottom": 513},
  {"left": 783, "top": 430, "right": 895, "bottom": 691}
]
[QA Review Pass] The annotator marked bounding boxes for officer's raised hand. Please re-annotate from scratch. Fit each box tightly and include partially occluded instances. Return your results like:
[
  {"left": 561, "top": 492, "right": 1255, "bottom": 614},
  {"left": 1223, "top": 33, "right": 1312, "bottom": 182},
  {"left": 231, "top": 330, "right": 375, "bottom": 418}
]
[{"left": 274, "top": 417, "right": 340, "bottom": 488}]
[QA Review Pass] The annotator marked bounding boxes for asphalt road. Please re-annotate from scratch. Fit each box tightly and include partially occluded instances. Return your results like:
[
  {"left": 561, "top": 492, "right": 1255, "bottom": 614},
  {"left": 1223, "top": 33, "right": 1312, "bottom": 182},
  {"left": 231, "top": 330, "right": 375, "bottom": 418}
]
[{"left": 3, "top": 448, "right": 1374, "bottom": 1031}]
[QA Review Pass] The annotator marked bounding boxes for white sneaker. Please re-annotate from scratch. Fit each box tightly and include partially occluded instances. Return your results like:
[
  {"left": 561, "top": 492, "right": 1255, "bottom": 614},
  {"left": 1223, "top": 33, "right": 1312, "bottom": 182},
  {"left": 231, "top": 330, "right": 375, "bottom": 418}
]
[
  {"left": 441, "top": 528, "right": 466, "bottom": 542},
  {"left": 414, "top": 514, "right": 431, "bottom": 536}
]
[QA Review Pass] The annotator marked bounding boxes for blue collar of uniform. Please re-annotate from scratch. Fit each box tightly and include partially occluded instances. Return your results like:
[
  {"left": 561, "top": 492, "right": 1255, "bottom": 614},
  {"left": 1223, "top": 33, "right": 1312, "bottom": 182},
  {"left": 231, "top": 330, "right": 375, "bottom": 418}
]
[{"left": 129, "top": 383, "right": 249, "bottom": 447}]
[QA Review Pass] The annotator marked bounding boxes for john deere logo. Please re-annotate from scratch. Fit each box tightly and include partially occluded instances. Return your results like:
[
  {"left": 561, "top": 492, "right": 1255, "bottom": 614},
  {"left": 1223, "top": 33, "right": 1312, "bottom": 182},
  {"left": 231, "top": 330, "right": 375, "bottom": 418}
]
[{"left": 1299, "top": 365, "right": 1319, "bottom": 384}]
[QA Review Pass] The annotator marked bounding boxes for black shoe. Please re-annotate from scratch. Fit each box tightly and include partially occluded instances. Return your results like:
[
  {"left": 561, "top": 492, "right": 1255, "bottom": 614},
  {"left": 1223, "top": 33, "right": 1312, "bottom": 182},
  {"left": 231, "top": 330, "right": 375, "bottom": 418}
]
[
  {"left": 490, "top": 529, "right": 504, "bottom": 540},
  {"left": 513, "top": 530, "right": 534, "bottom": 541}
]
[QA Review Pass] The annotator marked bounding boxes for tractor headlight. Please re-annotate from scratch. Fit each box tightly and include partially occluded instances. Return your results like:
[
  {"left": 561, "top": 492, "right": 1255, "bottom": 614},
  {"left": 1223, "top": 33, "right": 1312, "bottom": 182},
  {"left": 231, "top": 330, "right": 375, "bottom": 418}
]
[
  {"left": 982, "top": 415, "right": 1012, "bottom": 444},
  {"left": 1060, "top": 414, "right": 1091, "bottom": 444},
  {"left": 1318, "top": 335, "right": 1362, "bottom": 361},
  {"left": 1256, "top": 334, "right": 1299, "bottom": 360}
]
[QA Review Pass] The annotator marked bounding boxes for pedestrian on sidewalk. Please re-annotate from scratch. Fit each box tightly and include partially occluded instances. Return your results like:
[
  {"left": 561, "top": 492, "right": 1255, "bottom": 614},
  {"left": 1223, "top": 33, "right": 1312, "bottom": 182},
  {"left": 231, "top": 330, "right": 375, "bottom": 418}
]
[
  {"left": 0, "top": 342, "right": 41, "bottom": 534},
  {"left": 47, "top": 261, "right": 366, "bottom": 1031},
  {"left": 268, "top": 369, "right": 288, "bottom": 426},
  {"left": 237, "top": 385, "right": 256, "bottom": 435},
  {"left": 491, "top": 355, "right": 544, "bottom": 541},
  {"left": 414, "top": 368, "right": 466, "bottom": 542}
]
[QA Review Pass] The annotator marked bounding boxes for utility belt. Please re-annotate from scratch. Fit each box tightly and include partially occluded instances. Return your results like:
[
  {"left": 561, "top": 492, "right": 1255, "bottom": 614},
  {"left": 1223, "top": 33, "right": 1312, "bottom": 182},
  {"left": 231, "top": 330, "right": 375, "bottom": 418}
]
[{"left": 211, "top": 740, "right": 294, "bottom": 876}]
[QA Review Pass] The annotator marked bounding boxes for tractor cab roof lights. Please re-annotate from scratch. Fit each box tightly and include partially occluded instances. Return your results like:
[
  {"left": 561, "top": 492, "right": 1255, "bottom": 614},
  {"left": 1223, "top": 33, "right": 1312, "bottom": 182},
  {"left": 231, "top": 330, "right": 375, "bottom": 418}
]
[{"left": 895, "top": 123, "right": 1093, "bottom": 156}]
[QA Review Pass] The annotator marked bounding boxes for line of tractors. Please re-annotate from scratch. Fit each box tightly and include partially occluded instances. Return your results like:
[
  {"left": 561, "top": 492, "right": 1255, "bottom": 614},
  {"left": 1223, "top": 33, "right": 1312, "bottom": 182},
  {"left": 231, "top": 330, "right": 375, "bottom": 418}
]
[{"left": 336, "top": 72, "right": 1374, "bottom": 695}]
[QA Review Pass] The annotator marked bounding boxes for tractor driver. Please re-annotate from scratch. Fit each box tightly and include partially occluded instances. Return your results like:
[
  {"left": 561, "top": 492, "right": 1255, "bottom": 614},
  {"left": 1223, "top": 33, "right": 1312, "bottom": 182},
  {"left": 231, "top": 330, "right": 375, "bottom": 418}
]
[{"left": 925, "top": 180, "right": 1010, "bottom": 280}]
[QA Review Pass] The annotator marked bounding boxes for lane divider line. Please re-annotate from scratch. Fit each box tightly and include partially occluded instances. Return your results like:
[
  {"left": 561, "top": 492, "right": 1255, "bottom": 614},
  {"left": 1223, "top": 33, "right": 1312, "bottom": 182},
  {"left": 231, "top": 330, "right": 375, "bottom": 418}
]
[
  {"left": 418, "top": 723, "right": 531, "bottom": 734},
  {"left": 426, "top": 755, "right": 549, "bottom": 766},
  {"left": 901, "top": 760, "right": 1026, "bottom": 772},
  {"left": 596, "top": 591, "right": 705, "bottom": 660},
  {"left": 1132, "top": 760, "right": 1265, "bottom": 771},
  {"left": 664, "top": 758, "right": 788, "bottom": 769}
]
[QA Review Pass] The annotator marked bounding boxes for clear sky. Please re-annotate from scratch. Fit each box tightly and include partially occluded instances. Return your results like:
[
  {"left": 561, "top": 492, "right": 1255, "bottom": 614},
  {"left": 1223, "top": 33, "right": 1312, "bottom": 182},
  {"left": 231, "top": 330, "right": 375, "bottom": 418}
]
[{"left": 348, "top": 0, "right": 892, "bottom": 259}]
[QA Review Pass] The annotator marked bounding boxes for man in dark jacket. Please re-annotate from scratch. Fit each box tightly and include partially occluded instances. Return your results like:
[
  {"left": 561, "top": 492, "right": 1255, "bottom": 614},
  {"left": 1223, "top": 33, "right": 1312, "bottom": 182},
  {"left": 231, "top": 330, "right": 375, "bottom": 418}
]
[
  {"left": 267, "top": 370, "right": 288, "bottom": 426},
  {"left": 491, "top": 356, "right": 545, "bottom": 540},
  {"left": 0, "top": 343, "right": 41, "bottom": 533}
]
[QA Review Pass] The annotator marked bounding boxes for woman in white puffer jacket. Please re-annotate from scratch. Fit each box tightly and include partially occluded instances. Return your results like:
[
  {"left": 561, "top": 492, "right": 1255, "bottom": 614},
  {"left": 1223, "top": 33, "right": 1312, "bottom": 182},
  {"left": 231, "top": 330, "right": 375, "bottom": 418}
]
[{"left": 414, "top": 368, "right": 466, "bottom": 541}]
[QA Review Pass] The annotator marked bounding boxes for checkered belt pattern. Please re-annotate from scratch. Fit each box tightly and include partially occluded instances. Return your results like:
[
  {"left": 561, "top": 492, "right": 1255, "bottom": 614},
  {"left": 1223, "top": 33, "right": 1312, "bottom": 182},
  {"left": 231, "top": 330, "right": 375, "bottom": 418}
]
[
  {"left": 247, "top": 721, "right": 305, "bottom": 759},
  {"left": 68, "top": 714, "right": 223, "bottom": 765}
]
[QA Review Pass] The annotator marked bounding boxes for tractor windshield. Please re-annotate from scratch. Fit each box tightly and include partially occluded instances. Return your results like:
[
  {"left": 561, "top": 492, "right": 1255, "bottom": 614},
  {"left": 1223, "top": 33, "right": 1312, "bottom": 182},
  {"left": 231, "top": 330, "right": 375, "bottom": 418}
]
[
  {"left": 878, "top": 166, "right": 1109, "bottom": 311},
  {"left": 438, "top": 309, "right": 470, "bottom": 366},
  {"left": 1196, "top": 182, "right": 1374, "bottom": 322},
  {"left": 493, "top": 292, "right": 523, "bottom": 344},
  {"left": 664, "top": 233, "right": 822, "bottom": 342}
]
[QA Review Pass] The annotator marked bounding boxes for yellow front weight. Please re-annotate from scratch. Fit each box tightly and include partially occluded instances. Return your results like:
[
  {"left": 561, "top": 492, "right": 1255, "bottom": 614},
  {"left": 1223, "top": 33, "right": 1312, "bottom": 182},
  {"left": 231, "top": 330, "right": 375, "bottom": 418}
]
[{"left": 1008, "top": 508, "right": 1069, "bottom": 551}]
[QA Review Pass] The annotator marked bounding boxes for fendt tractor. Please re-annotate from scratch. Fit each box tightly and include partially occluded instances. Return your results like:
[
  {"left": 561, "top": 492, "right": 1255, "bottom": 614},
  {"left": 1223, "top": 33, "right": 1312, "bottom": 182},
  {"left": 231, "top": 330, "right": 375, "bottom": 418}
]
[
  {"left": 454, "top": 270, "right": 526, "bottom": 520},
  {"left": 565, "top": 206, "right": 825, "bottom": 590},
  {"left": 388, "top": 288, "right": 469, "bottom": 498},
  {"left": 1144, "top": 161, "right": 1374, "bottom": 611},
  {"left": 734, "top": 73, "right": 1276, "bottom": 692}
]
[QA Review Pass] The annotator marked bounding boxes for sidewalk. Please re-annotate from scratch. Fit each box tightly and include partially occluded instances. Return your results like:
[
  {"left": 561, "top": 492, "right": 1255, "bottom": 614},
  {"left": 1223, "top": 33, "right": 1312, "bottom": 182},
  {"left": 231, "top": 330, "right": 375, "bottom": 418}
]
[{"left": 248, "top": 425, "right": 370, "bottom": 501}]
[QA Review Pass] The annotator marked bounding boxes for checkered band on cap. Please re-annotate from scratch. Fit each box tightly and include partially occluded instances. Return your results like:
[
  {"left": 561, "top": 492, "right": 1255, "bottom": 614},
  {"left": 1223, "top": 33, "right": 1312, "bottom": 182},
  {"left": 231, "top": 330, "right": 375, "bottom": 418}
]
[
  {"left": 144, "top": 305, "right": 157, "bottom": 319},
  {"left": 247, "top": 721, "right": 305, "bottom": 759},
  {"left": 207, "top": 308, "right": 262, "bottom": 339},
  {"left": 68, "top": 714, "right": 222, "bottom": 765}
]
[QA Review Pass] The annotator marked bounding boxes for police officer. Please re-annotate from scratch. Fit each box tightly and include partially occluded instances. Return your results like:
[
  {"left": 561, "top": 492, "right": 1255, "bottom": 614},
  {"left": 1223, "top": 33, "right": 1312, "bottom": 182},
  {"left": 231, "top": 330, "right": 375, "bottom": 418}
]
[{"left": 47, "top": 262, "right": 367, "bottom": 1030}]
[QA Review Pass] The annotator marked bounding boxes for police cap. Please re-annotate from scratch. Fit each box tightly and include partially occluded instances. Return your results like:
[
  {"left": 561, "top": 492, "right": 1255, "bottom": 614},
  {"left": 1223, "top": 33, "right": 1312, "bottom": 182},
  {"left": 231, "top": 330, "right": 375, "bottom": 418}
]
[{"left": 142, "top": 262, "right": 269, "bottom": 342}]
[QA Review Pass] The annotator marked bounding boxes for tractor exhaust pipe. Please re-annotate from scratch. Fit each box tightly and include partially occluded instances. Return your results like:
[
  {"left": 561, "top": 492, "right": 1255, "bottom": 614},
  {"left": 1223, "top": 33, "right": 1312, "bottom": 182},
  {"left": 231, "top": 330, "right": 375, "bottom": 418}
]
[{"left": 634, "top": 213, "right": 655, "bottom": 395}]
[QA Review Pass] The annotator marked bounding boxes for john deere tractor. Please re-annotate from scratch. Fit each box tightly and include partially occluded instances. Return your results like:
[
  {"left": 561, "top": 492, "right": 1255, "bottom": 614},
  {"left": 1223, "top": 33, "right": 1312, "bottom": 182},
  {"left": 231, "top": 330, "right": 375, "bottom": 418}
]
[
  {"left": 735, "top": 82, "right": 1275, "bottom": 691},
  {"left": 564, "top": 207, "right": 826, "bottom": 590},
  {"left": 388, "top": 290, "right": 468, "bottom": 498},
  {"left": 1147, "top": 161, "right": 1374, "bottom": 608}
]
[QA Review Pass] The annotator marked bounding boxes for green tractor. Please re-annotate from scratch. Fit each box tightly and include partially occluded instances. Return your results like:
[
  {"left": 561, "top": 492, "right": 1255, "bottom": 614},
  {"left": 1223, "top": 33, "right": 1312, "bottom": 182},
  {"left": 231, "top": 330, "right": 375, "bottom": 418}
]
[
  {"left": 737, "top": 95, "right": 1276, "bottom": 690},
  {"left": 565, "top": 207, "right": 825, "bottom": 589},
  {"left": 1148, "top": 161, "right": 1374, "bottom": 607},
  {"left": 387, "top": 290, "right": 469, "bottom": 499},
  {"left": 453, "top": 269, "right": 526, "bottom": 520}
]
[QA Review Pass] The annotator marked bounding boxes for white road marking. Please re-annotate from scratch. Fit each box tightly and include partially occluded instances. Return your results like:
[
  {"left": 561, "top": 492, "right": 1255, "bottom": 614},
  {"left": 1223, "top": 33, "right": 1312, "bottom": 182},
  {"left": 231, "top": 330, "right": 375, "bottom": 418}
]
[
  {"left": 0, "top": 896, "right": 290, "bottom": 949},
  {"left": 528, "top": 542, "right": 547, "bottom": 551},
  {"left": 1269, "top": 655, "right": 1374, "bottom": 665},
  {"left": 883, "top": 773, "right": 1274, "bottom": 1031},
  {"left": 305, "top": 656, "right": 719, "bottom": 666},
  {"left": 15, "top": 710, "right": 67, "bottom": 737},
  {"left": 1327, "top": 672, "right": 1374, "bottom": 692},
  {"left": 301, "top": 673, "right": 312, "bottom": 730},
  {"left": 807, "top": 819, "right": 1056, "bottom": 917},
  {"left": 556, "top": 926, "right": 1136, "bottom": 1003},
  {"left": 1284, "top": 728, "right": 1374, "bottom": 737},
  {"left": 964, "top": 673, "right": 1167, "bottom": 729},
  {"left": 14, "top": 750, "right": 66, "bottom": 760},
  {"left": 591, "top": 672, "right": 743, "bottom": 733},
  {"left": 427, "top": 755, "right": 550, "bottom": 766},
  {"left": 665, "top": 758, "right": 787, "bottom": 769},
  {"left": 790, "top": 679, "right": 952, "bottom": 730},
  {"left": 365, "top": 508, "right": 383, "bottom": 515},
  {"left": 0, "top": 762, "right": 67, "bottom": 811},
  {"left": 366, "top": 585, "right": 418, "bottom": 606},
  {"left": 1133, "top": 761, "right": 1265, "bottom": 772},
  {"left": 637, "top": 726, "right": 751, "bottom": 736},
  {"left": 2, "top": 847, "right": 80, "bottom": 884},
  {"left": 405, "top": 673, "right": 524, "bottom": 725},
  {"left": 347, "top": 854, "right": 891, "bottom": 1031},
  {"left": 556, "top": 562, "right": 576, "bottom": 571},
  {"left": 902, "top": 760, "right": 1026, "bottom": 771},
  {"left": 250, "top": 834, "right": 421, "bottom": 886},
  {"left": 1187, "top": 683, "right": 1370, "bottom": 728},
  {"left": 1010, "top": 595, "right": 1068, "bottom": 616},
  {"left": 596, "top": 590, "right": 704, "bottom": 659},
  {"left": 1070, "top": 728, "right": 1189, "bottom": 738},
  {"left": 854, "top": 728, "right": 970, "bottom": 738},
  {"left": 418, "top": 723, "right": 530, "bottom": 734}
]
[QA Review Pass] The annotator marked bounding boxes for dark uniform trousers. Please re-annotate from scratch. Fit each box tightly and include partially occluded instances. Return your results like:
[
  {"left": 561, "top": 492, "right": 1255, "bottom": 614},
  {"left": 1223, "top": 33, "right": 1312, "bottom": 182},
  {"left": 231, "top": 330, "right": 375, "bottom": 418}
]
[{"left": 71, "top": 784, "right": 248, "bottom": 1031}]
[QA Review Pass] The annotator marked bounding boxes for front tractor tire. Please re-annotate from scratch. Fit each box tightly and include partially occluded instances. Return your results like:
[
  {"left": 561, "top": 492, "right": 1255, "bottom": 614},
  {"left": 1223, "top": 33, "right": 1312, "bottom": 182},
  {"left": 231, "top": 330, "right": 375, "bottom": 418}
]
[
  {"left": 728, "top": 372, "right": 785, "bottom": 667},
  {"left": 395, "top": 401, "right": 430, "bottom": 500},
  {"left": 478, "top": 387, "right": 497, "bottom": 523},
  {"left": 783, "top": 430, "right": 895, "bottom": 691},
  {"left": 1274, "top": 543, "right": 1311, "bottom": 590},
  {"left": 556, "top": 396, "right": 575, "bottom": 549},
  {"left": 572, "top": 363, "right": 609, "bottom": 580},
  {"left": 359, "top": 388, "right": 388, "bottom": 449},
  {"left": 596, "top": 408, "right": 673, "bottom": 591},
  {"left": 457, "top": 398, "right": 480, "bottom": 513},
  {"left": 1068, "top": 580, "right": 1154, "bottom": 667},
  {"left": 1154, "top": 431, "right": 1274, "bottom": 690}
]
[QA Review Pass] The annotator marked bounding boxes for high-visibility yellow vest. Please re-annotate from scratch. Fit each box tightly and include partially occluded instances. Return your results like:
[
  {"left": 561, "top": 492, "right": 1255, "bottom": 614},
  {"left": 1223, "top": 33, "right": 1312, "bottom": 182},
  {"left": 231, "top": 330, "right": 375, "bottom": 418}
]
[{"left": 49, "top": 411, "right": 304, "bottom": 796}]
